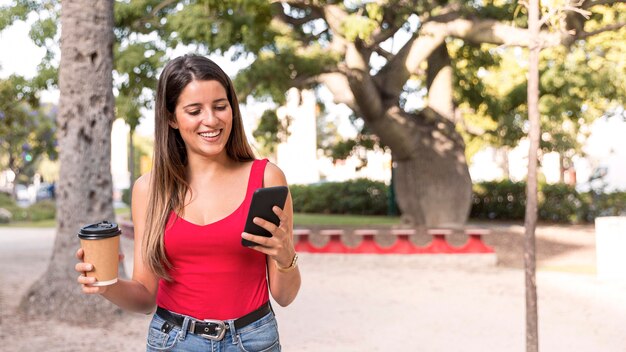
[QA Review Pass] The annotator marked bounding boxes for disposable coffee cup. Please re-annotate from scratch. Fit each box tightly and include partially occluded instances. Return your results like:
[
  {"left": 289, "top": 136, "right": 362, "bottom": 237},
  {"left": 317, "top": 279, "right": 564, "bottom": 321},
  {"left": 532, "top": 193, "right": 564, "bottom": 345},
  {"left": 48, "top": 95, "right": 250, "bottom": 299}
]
[{"left": 77, "top": 221, "right": 121, "bottom": 286}]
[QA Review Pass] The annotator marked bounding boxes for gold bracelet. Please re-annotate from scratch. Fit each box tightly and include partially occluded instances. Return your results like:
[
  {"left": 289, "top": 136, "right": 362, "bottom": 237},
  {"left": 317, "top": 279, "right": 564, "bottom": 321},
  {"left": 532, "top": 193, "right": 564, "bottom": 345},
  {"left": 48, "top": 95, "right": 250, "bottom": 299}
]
[{"left": 276, "top": 253, "right": 298, "bottom": 272}]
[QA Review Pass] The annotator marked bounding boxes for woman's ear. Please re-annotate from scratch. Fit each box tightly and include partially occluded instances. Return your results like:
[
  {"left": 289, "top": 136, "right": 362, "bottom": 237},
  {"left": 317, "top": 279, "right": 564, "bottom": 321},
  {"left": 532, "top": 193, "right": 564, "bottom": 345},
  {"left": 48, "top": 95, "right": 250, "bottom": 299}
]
[{"left": 168, "top": 119, "right": 178, "bottom": 129}]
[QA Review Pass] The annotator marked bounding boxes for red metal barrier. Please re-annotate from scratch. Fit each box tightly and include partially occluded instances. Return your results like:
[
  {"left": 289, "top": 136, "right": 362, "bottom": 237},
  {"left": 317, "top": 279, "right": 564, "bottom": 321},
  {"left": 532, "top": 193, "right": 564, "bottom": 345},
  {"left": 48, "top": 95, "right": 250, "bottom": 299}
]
[
  {"left": 293, "top": 229, "right": 317, "bottom": 253},
  {"left": 351, "top": 229, "right": 383, "bottom": 254},
  {"left": 318, "top": 229, "right": 349, "bottom": 253},
  {"left": 460, "top": 228, "right": 494, "bottom": 253},
  {"left": 425, "top": 229, "right": 455, "bottom": 254},
  {"left": 289, "top": 227, "right": 494, "bottom": 255}
]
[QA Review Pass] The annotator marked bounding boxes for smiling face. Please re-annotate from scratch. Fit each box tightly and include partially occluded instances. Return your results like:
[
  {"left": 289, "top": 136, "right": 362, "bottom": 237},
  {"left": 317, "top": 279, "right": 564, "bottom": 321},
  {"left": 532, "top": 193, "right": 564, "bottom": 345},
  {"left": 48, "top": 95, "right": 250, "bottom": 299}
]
[{"left": 169, "top": 79, "right": 233, "bottom": 160}]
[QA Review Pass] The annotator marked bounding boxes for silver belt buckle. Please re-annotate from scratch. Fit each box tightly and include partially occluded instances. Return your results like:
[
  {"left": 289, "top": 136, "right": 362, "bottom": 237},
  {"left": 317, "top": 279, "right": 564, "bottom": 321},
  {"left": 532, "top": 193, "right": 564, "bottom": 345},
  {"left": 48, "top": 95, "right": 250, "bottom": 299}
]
[{"left": 191, "top": 319, "right": 227, "bottom": 341}]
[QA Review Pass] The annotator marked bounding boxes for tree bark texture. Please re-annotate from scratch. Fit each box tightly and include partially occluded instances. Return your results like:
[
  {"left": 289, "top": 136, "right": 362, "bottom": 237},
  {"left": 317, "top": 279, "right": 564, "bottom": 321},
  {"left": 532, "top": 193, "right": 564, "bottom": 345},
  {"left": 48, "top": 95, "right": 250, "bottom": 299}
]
[
  {"left": 525, "top": 0, "right": 541, "bottom": 350},
  {"left": 392, "top": 110, "right": 472, "bottom": 228},
  {"left": 19, "top": 0, "right": 125, "bottom": 324}
]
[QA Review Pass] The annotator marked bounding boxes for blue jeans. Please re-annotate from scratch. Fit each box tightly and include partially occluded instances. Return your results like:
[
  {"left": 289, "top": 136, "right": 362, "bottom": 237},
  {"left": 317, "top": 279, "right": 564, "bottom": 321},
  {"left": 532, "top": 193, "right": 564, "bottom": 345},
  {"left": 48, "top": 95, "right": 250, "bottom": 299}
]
[{"left": 146, "top": 310, "right": 281, "bottom": 352}]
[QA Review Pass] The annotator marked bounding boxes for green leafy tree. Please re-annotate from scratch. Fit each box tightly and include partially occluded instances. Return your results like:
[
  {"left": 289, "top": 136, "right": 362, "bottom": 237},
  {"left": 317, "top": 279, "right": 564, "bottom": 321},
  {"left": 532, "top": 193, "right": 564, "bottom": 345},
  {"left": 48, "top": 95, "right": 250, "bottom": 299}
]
[
  {"left": 0, "top": 75, "right": 56, "bottom": 187},
  {"left": 3, "top": 0, "right": 625, "bottom": 228},
  {"left": 455, "top": 5, "right": 626, "bottom": 181},
  {"left": 134, "top": 0, "right": 624, "bottom": 227}
]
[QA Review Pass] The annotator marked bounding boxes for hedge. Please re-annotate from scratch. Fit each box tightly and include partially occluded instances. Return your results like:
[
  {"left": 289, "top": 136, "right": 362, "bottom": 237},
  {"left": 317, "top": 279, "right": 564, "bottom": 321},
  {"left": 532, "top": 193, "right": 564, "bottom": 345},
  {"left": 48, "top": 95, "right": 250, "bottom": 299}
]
[
  {"left": 0, "top": 192, "right": 56, "bottom": 222},
  {"left": 291, "top": 179, "right": 626, "bottom": 223},
  {"left": 290, "top": 179, "right": 388, "bottom": 215}
]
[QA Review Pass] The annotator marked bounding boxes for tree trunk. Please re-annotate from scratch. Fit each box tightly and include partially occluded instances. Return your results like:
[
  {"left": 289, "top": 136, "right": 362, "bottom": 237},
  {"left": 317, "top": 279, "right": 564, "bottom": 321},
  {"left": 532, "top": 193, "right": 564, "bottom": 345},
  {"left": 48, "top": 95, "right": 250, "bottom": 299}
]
[
  {"left": 525, "top": 0, "right": 541, "bottom": 350},
  {"left": 391, "top": 43, "right": 472, "bottom": 228},
  {"left": 19, "top": 0, "right": 125, "bottom": 324},
  {"left": 393, "top": 118, "right": 472, "bottom": 228}
]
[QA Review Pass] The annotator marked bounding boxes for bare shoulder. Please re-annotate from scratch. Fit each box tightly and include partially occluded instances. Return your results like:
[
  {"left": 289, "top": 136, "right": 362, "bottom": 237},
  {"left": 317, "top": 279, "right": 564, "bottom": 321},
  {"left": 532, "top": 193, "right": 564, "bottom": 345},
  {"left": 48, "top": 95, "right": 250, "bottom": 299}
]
[
  {"left": 132, "top": 172, "right": 152, "bottom": 201},
  {"left": 263, "top": 161, "right": 288, "bottom": 187}
]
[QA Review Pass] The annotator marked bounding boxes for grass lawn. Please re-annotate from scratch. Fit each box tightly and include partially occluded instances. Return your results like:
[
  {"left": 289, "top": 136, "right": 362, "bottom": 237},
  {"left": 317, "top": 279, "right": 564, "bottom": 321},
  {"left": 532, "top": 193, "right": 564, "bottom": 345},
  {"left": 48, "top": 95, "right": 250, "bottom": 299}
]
[
  {"left": 294, "top": 213, "right": 400, "bottom": 226},
  {"left": 0, "top": 207, "right": 132, "bottom": 229},
  {"left": 0, "top": 219, "right": 57, "bottom": 228},
  {"left": 1, "top": 211, "right": 400, "bottom": 228}
]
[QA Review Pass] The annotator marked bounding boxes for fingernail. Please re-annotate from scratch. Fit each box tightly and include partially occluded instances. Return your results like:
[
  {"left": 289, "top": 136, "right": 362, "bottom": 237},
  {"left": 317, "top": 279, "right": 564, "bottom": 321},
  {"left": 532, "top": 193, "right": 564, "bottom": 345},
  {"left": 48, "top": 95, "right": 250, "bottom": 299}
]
[{"left": 87, "top": 264, "right": 93, "bottom": 270}]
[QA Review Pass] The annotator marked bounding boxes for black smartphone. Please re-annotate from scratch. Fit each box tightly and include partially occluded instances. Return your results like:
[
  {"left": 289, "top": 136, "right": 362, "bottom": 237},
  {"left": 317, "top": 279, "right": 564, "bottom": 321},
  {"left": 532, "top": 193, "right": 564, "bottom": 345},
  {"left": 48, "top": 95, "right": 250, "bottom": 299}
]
[{"left": 242, "top": 186, "right": 289, "bottom": 247}]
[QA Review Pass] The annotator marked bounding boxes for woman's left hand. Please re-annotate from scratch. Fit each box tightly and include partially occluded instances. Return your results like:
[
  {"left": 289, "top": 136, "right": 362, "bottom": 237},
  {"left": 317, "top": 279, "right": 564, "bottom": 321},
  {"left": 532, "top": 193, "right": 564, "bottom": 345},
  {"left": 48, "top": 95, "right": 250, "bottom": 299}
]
[{"left": 241, "top": 206, "right": 295, "bottom": 268}]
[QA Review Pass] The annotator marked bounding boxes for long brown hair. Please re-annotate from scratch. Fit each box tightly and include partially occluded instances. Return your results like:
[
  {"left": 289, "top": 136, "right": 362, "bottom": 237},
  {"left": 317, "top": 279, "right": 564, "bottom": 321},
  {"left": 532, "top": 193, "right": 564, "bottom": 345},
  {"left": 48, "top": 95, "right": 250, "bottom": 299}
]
[{"left": 144, "top": 54, "right": 255, "bottom": 279}]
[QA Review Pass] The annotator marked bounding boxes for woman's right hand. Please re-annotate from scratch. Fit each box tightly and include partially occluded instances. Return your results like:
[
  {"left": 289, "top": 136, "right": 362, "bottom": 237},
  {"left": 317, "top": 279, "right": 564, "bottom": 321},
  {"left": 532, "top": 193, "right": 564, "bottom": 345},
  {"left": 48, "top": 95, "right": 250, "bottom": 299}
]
[{"left": 75, "top": 248, "right": 123, "bottom": 294}]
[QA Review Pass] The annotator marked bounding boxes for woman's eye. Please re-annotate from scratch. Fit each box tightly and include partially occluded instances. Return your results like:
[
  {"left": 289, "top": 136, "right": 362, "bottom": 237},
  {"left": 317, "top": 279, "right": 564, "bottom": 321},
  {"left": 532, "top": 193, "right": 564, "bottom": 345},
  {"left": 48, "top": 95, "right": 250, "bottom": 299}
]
[
  {"left": 188, "top": 110, "right": 201, "bottom": 116},
  {"left": 215, "top": 105, "right": 227, "bottom": 111}
]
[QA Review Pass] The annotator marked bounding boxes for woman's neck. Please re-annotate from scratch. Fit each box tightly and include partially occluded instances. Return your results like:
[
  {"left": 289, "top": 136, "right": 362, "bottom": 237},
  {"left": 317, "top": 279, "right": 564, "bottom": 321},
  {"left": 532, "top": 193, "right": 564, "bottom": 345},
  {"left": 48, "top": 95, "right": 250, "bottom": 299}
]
[{"left": 185, "top": 152, "right": 234, "bottom": 182}]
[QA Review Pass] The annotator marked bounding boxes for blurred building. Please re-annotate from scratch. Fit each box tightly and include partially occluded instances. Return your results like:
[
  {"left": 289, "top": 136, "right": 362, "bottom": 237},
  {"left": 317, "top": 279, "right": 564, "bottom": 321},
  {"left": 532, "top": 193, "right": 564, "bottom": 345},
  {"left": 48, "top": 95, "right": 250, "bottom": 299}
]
[
  {"left": 271, "top": 88, "right": 392, "bottom": 185},
  {"left": 110, "top": 118, "right": 130, "bottom": 202}
]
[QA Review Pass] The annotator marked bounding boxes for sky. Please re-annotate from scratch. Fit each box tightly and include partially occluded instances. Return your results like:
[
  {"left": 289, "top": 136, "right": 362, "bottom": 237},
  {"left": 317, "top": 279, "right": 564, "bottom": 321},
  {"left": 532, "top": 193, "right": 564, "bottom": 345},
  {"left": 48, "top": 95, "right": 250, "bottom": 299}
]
[{"left": 0, "top": 3, "right": 50, "bottom": 85}]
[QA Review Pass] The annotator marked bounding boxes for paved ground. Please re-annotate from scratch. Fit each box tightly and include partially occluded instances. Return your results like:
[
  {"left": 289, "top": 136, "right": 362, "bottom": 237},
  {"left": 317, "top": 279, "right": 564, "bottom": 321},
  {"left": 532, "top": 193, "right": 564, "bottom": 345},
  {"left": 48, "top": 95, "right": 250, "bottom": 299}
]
[{"left": 0, "top": 224, "right": 625, "bottom": 351}]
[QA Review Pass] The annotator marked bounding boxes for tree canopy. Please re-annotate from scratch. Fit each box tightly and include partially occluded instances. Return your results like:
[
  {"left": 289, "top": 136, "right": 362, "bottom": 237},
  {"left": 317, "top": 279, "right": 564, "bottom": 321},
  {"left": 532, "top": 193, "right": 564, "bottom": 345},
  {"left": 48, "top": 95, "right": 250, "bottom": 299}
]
[
  {"left": 3, "top": 0, "right": 624, "bottom": 160},
  {"left": 2, "top": 0, "right": 625, "bottom": 226}
]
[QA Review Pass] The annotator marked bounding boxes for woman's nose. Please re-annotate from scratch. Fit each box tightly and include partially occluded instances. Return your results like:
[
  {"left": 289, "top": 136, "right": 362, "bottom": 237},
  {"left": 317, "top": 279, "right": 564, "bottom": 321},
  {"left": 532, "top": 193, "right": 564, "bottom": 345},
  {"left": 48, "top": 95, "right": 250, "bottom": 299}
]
[{"left": 200, "top": 111, "right": 216, "bottom": 125}]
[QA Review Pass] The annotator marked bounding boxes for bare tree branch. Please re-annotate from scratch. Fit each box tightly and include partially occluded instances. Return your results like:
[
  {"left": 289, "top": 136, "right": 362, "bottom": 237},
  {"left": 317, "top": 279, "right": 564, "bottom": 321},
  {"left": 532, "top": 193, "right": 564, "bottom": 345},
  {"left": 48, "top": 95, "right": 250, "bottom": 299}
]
[
  {"left": 317, "top": 72, "right": 358, "bottom": 110},
  {"left": 422, "top": 18, "right": 568, "bottom": 47},
  {"left": 369, "top": 24, "right": 403, "bottom": 48},
  {"left": 272, "top": 2, "right": 324, "bottom": 27},
  {"left": 536, "top": 0, "right": 591, "bottom": 28},
  {"left": 344, "top": 44, "right": 384, "bottom": 121},
  {"left": 373, "top": 46, "right": 393, "bottom": 60},
  {"left": 373, "top": 31, "right": 446, "bottom": 104},
  {"left": 150, "top": 0, "right": 179, "bottom": 17},
  {"left": 582, "top": 0, "right": 626, "bottom": 9},
  {"left": 274, "top": 11, "right": 321, "bottom": 26},
  {"left": 322, "top": 4, "right": 349, "bottom": 39},
  {"left": 578, "top": 21, "right": 626, "bottom": 38}
]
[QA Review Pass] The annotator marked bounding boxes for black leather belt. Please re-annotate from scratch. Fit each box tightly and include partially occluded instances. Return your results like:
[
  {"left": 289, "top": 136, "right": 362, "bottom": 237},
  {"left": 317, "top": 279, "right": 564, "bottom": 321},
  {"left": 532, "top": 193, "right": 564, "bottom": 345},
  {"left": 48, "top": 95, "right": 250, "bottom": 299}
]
[{"left": 155, "top": 302, "right": 272, "bottom": 341}]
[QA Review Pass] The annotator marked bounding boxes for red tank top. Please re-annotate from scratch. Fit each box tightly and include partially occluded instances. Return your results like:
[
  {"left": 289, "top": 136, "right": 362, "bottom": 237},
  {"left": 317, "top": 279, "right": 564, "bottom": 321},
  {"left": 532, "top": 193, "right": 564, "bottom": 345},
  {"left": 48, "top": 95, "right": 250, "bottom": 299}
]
[{"left": 156, "top": 159, "right": 269, "bottom": 320}]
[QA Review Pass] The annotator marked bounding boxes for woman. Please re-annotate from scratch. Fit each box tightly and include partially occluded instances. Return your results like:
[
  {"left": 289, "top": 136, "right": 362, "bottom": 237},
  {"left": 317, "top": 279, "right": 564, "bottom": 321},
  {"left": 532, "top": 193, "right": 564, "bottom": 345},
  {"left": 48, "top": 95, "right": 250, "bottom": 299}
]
[{"left": 75, "top": 54, "right": 301, "bottom": 351}]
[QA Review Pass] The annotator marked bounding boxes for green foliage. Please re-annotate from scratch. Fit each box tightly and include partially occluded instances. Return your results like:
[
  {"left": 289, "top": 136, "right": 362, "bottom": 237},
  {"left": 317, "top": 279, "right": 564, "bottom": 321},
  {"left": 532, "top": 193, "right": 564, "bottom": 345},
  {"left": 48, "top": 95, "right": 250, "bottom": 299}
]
[
  {"left": 164, "top": 0, "right": 275, "bottom": 55},
  {"left": 0, "top": 193, "right": 56, "bottom": 223},
  {"left": 586, "top": 191, "right": 626, "bottom": 220},
  {"left": 471, "top": 180, "right": 626, "bottom": 223},
  {"left": 472, "top": 0, "right": 522, "bottom": 23},
  {"left": 471, "top": 180, "right": 527, "bottom": 220},
  {"left": 0, "top": 208, "right": 10, "bottom": 223},
  {"left": 0, "top": 0, "right": 41, "bottom": 31},
  {"left": 3, "top": 0, "right": 626, "bottom": 208},
  {"left": 27, "top": 200, "right": 56, "bottom": 221},
  {"left": 114, "top": 39, "right": 166, "bottom": 129},
  {"left": 235, "top": 44, "right": 339, "bottom": 104},
  {"left": 341, "top": 13, "right": 378, "bottom": 42},
  {"left": 0, "top": 192, "right": 13, "bottom": 207},
  {"left": 290, "top": 178, "right": 623, "bottom": 222},
  {"left": 122, "top": 188, "right": 131, "bottom": 207},
  {"left": 252, "top": 109, "right": 282, "bottom": 155},
  {"left": 539, "top": 183, "right": 587, "bottom": 223},
  {"left": 290, "top": 179, "right": 388, "bottom": 215},
  {"left": 0, "top": 76, "right": 57, "bottom": 183}
]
